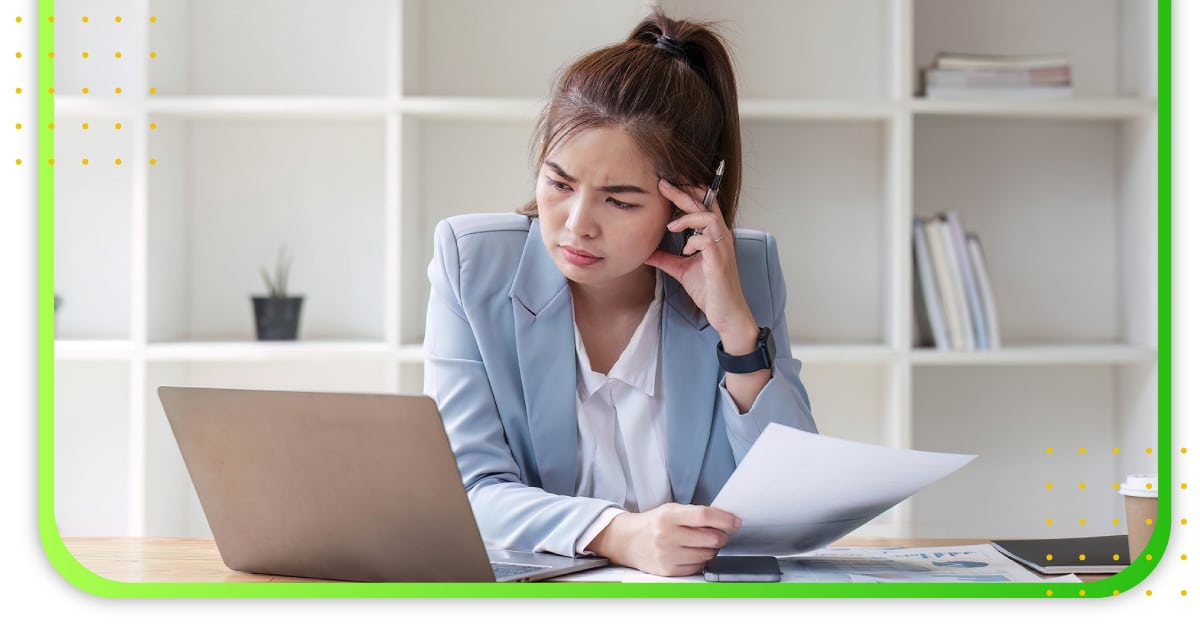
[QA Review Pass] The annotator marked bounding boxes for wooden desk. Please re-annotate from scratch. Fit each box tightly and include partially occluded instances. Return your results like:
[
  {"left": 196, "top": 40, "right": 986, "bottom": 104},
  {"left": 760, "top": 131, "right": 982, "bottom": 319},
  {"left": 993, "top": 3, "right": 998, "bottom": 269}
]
[{"left": 62, "top": 537, "right": 1117, "bottom": 584}]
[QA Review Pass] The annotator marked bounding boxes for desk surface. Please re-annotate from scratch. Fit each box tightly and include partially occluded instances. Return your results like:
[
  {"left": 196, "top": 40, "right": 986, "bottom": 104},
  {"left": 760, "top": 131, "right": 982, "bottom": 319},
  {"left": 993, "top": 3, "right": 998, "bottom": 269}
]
[{"left": 60, "top": 537, "right": 1117, "bottom": 584}]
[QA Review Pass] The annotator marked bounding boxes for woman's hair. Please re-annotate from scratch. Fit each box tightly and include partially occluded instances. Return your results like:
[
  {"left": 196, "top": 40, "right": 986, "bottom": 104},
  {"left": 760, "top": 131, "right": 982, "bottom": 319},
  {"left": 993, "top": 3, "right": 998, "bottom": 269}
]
[{"left": 518, "top": 7, "right": 742, "bottom": 230}]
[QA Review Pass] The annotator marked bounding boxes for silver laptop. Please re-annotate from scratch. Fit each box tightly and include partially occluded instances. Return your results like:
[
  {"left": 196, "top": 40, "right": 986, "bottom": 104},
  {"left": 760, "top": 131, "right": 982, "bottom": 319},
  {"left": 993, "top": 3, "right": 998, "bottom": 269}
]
[{"left": 156, "top": 386, "right": 609, "bottom": 582}]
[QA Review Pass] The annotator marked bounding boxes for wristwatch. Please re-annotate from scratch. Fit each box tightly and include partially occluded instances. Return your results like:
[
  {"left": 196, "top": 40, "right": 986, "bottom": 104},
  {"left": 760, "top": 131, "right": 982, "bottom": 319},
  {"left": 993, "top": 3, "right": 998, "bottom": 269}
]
[{"left": 716, "top": 326, "right": 776, "bottom": 374}]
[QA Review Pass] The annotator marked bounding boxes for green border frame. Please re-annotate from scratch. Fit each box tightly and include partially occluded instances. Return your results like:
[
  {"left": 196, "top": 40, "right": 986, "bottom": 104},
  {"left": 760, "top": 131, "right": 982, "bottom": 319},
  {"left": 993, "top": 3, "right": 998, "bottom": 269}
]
[{"left": 36, "top": 0, "right": 1173, "bottom": 598}]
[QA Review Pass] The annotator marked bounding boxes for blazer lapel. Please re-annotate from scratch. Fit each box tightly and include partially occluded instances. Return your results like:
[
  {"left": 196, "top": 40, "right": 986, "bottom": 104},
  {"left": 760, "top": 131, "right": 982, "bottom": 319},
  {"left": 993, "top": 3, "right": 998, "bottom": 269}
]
[
  {"left": 661, "top": 276, "right": 720, "bottom": 505},
  {"left": 509, "top": 220, "right": 578, "bottom": 496}
]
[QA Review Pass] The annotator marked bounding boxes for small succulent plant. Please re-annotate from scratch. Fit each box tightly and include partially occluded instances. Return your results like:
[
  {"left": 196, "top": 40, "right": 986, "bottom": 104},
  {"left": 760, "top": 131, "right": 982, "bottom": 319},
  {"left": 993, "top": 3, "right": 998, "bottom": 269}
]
[{"left": 259, "top": 246, "right": 293, "bottom": 298}]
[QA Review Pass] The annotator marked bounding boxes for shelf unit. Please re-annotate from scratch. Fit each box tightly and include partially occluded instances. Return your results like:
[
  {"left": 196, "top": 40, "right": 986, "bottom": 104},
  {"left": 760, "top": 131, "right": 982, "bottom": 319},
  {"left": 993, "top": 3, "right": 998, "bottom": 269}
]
[{"left": 53, "top": 0, "right": 1159, "bottom": 541}]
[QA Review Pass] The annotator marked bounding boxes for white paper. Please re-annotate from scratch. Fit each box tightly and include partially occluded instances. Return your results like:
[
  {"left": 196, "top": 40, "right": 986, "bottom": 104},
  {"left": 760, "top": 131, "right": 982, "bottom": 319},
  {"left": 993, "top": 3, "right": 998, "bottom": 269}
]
[
  {"left": 555, "top": 545, "right": 1080, "bottom": 583},
  {"left": 711, "top": 423, "right": 977, "bottom": 555}
]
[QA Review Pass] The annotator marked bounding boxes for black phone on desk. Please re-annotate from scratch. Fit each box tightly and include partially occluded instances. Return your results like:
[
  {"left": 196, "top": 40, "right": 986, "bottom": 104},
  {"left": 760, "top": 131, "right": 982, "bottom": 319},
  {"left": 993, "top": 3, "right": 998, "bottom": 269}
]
[{"left": 702, "top": 555, "right": 782, "bottom": 582}]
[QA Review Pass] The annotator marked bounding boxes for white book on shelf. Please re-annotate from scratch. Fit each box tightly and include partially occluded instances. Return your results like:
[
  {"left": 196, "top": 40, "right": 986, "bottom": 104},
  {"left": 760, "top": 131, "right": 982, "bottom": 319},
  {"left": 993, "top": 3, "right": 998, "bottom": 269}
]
[
  {"left": 935, "top": 218, "right": 976, "bottom": 351},
  {"left": 923, "top": 218, "right": 967, "bottom": 351},
  {"left": 933, "top": 51, "right": 1071, "bottom": 71},
  {"left": 924, "top": 85, "right": 1074, "bottom": 101},
  {"left": 943, "top": 212, "right": 989, "bottom": 349},
  {"left": 924, "top": 67, "right": 1071, "bottom": 88},
  {"left": 912, "top": 218, "right": 950, "bottom": 350},
  {"left": 967, "top": 234, "right": 1002, "bottom": 350}
]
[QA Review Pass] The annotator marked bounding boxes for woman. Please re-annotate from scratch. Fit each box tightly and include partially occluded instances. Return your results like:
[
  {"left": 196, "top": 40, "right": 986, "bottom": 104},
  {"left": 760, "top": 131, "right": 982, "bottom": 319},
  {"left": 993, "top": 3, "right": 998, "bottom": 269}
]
[{"left": 422, "top": 8, "right": 817, "bottom": 578}]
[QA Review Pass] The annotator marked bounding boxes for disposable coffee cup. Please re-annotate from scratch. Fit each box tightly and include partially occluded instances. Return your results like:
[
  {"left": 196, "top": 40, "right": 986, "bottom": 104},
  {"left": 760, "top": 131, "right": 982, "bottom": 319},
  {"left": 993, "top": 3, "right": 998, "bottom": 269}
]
[{"left": 1118, "top": 473, "right": 1158, "bottom": 561}]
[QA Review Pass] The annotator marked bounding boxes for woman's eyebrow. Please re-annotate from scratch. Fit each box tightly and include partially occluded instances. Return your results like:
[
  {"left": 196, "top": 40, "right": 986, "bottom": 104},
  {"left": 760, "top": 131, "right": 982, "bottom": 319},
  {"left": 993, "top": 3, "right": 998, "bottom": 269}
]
[{"left": 545, "top": 161, "right": 647, "bottom": 194}]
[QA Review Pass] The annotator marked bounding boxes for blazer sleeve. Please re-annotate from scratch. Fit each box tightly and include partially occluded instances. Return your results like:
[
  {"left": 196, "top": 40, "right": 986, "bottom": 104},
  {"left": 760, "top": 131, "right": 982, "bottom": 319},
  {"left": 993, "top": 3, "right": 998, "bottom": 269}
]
[
  {"left": 717, "top": 232, "right": 818, "bottom": 462},
  {"left": 422, "top": 220, "right": 620, "bottom": 557}
]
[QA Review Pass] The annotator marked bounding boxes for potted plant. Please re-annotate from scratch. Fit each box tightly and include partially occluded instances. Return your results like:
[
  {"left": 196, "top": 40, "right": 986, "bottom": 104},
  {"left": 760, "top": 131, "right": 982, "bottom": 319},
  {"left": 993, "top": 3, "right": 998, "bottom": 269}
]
[{"left": 252, "top": 246, "right": 304, "bottom": 341}]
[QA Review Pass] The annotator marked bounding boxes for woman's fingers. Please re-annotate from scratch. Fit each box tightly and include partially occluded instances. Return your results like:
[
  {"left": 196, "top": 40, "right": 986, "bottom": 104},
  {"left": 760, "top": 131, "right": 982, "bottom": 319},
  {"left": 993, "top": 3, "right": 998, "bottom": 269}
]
[{"left": 658, "top": 178, "right": 726, "bottom": 220}]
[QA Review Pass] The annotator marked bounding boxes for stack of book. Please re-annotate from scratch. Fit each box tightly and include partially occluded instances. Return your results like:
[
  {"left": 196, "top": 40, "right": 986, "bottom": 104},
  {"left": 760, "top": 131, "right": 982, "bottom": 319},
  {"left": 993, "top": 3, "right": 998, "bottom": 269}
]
[
  {"left": 921, "top": 51, "right": 1072, "bottom": 100},
  {"left": 912, "top": 213, "right": 1000, "bottom": 351}
]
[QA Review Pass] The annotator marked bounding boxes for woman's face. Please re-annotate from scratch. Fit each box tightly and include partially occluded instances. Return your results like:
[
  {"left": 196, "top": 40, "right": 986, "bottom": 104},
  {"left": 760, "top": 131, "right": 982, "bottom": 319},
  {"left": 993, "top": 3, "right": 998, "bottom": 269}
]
[{"left": 536, "top": 126, "right": 674, "bottom": 291}]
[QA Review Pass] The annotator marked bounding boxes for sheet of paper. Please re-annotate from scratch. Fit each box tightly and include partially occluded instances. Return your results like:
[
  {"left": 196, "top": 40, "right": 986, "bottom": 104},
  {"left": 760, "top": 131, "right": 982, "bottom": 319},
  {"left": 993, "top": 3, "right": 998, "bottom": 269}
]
[
  {"left": 555, "top": 545, "right": 1080, "bottom": 583},
  {"left": 711, "top": 423, "right": 977, "bottom": 555}
]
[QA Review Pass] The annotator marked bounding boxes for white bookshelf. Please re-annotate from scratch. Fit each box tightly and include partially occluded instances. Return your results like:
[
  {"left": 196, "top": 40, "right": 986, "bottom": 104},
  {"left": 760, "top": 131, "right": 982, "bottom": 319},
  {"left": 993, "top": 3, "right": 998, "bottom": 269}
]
[{"left": 53, "top": 0, "right": 1159, "bottom": 542}]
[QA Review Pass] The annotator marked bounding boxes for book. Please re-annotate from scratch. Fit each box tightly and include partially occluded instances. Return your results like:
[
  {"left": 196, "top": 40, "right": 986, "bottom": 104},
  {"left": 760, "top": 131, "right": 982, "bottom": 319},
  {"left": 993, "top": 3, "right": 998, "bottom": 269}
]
[
  {"left": 925, "top": 84, "right": 1074, "bottom": 101},
  {"left": 966, "top": 234, "right": 1001, "bottom": 349},
  {"left": 991, "top": 535, "right": 1130, "bottom": 574},
  {"left": 923, "top": 218, "right": 966, "bottom": 350},
  {"left": 943, "top": 212, "right": 988, "bottom": 349},
  {"left": 912, "top": 218, "right": 950, "bottom": 350},
  {"left": 935, "top": 218, "right": 975, "bottom": 350},
  {"left": 933, "top": 51, "right": 1071, "bottom": 71},
  {"left": 924, "top": 67, "right": 1071, "bottom": 88}
]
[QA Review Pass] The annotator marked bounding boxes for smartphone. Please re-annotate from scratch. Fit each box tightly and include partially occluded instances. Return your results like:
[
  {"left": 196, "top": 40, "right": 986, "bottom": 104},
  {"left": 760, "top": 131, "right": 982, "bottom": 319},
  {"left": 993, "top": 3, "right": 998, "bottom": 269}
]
[
  {"left": 658, "top": 206, "right": 697, "bottom": 257},
  {"left": 702, "top": 555, "right": 782, "bottom": 582}
]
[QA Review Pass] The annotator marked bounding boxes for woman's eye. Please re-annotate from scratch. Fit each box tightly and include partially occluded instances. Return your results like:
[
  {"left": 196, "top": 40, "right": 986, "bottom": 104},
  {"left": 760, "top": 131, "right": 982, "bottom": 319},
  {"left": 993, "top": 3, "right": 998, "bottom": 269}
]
[
  {"left": 608, "top": 198, "right": 635, "bottom": 210},
  {"left": 547, "top": 178, "right": 570, "bottom": 191}
]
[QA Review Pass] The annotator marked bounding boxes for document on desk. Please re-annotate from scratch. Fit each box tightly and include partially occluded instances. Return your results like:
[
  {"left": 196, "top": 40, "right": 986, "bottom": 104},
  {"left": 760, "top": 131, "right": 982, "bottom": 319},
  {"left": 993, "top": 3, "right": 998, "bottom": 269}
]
[
  {"left": 557, "top": 545, "right": 1081, "bottom": 583},
  {"left": 712, "top": 423, "right": 977, "bottom": 555}
]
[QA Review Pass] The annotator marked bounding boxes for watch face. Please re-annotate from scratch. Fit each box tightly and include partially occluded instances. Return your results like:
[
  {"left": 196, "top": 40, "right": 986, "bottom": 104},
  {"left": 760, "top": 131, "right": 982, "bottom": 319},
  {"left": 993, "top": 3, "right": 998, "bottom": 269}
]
[{"left": 763, "top": 328, "right": 776, "bottom": 363}]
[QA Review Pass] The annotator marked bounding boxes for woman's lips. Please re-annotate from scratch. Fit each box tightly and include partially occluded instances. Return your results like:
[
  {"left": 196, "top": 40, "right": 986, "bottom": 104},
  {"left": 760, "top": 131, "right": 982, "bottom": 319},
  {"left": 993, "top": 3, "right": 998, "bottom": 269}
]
[{"left": 561, "top": 245, "right": 603, "bottom": 266}]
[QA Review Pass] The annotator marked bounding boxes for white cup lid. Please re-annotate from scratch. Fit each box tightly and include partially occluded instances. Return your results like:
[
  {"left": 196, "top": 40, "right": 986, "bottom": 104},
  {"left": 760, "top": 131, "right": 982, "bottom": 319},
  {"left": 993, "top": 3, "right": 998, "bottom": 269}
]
[{"left": 1118, "top": 473, "right": 1158, "bottom": 498}]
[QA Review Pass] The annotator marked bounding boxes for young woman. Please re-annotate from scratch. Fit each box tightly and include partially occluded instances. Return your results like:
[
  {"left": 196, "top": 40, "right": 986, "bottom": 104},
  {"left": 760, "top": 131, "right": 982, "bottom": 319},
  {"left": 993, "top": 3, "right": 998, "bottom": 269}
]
[{"left": 422, "top": 8, "right": 817, "bottom": 578}]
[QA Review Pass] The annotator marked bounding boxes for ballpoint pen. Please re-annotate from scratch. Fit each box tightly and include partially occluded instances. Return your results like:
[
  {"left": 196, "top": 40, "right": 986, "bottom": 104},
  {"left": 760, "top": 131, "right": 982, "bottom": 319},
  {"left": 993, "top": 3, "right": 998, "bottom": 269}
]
[
  {"left": 700, "top": 159, "right": 725, "bottom": 211},
  {"left": 663, "top": 160, "right": 726, "bottom": 257}
]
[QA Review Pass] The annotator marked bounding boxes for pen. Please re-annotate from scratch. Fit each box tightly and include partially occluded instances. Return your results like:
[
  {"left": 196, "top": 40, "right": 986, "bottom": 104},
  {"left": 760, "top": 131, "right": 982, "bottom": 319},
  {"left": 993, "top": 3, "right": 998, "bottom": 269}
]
[{"left": 700, "top": 159, "right": 725, "bottom": 211}]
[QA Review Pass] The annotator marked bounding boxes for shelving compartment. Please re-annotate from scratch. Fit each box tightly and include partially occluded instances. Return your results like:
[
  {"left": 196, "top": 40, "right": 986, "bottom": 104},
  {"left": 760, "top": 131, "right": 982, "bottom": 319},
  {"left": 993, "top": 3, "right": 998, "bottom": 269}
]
[
  {"left": 402, "top": 0, "right": 649, "bottom": 99},
  {"left": 912, "top": 115, "right": 1157, "bottom": 349},
  {"left": 740, "top": 120, "right": 891, "bottom": 346},
  {"left": 53, "top": 114, "right": 133, "bottom": 341},
  {"left": 399, "top": 118, "right": 539, "bottom": 344},
  {"left": 658, "top": 0, "right": 894, "bottom": 100},
  {"left": 909, "top": 365, "right": 1155, "bottom": 539},
  {"left": 147, "top": 116, "right": 387, "bottom": 343},
  {"left": 54, "top": 0, "right": 141, "bottom": 98},
  {"left": 54, "top": 361, "right": 132, "bottom": 536},
  {"left": 148, "top": 0, "right": 392, "bottom": 97},
  {"left": 913, "top": 0, "right": 1157, "bottom": 99}
]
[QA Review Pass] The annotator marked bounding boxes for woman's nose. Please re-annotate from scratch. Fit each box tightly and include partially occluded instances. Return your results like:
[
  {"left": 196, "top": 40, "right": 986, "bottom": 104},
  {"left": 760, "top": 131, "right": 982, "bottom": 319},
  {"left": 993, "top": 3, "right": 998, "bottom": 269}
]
[{"left": 564, "top": 197, "right": 599, "bottom": 237}]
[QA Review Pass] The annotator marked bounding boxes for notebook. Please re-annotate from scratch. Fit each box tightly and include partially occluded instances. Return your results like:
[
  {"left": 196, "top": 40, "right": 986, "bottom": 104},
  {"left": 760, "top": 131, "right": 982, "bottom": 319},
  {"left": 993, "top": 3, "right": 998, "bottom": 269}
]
[{"left": 990, "top": 535, "right": 1130, "bottom": 574}]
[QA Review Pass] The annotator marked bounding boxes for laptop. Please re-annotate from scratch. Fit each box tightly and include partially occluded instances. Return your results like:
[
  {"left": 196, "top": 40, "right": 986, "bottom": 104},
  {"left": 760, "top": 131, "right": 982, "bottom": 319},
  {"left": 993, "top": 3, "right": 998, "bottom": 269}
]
[{"left": 156, "top": 385, "right": 609, "bottom": 582}]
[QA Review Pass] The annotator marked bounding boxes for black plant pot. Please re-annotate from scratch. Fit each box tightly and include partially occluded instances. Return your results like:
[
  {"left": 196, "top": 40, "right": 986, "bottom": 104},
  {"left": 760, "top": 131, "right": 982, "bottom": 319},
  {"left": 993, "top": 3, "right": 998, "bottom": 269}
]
[{"left": 252, "top": 296, "right": 304, "bottom": 341}]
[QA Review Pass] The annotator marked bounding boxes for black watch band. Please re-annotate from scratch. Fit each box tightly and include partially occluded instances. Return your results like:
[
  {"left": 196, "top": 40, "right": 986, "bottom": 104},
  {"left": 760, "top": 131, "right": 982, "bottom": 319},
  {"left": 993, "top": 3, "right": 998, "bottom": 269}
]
[{"left": 716, "top": 326, "right": 776, "bottom": 374}]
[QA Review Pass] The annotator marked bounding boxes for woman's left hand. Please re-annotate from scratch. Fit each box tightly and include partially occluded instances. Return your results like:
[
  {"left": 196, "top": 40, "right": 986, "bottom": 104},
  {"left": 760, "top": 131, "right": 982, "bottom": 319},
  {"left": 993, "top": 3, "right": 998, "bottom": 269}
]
[{"left": 645, "top": 178, "right": 755, "bottom": 338}]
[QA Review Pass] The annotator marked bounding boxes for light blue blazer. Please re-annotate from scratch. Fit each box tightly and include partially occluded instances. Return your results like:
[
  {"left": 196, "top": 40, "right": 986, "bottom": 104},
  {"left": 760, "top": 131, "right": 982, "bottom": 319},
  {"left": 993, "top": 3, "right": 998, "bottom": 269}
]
[{"left": 423, "top": 212, "right": 817, "bottom": 557}]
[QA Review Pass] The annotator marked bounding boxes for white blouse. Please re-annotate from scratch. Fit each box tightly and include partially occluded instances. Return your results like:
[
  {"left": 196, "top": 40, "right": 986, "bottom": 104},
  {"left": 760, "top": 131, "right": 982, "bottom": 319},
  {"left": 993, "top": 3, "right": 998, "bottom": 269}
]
[{"left": 571, "top": 270, "right": 673, "bottom": 554}]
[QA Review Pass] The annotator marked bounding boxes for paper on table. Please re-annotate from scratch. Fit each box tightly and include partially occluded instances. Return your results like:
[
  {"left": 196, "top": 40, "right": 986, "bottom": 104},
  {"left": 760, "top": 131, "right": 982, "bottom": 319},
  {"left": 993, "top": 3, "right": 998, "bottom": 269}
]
[{"left": 712, "top": 423, "right": 977, "bottom": 555}]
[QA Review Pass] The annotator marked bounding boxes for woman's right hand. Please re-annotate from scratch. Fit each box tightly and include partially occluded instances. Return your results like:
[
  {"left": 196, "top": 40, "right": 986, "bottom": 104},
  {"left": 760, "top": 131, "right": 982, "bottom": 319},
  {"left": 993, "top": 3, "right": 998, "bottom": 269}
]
[{"left": 585, "top": 503, "right": 742, "bottom": 577}]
